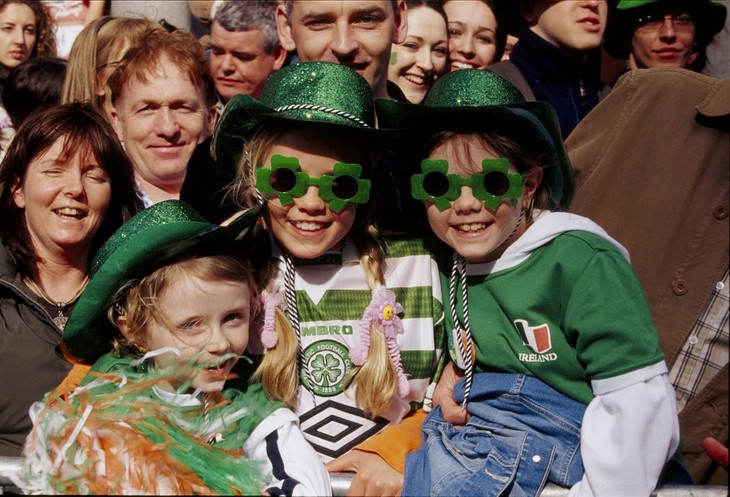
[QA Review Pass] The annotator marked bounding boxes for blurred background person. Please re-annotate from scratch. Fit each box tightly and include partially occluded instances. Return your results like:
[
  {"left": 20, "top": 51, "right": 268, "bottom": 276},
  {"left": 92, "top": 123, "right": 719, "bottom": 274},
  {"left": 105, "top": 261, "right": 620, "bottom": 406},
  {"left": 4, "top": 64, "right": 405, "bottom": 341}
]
[
  {"left": 61, "top": 16, "right": 161, "bottom": 121},
  {"left": 0, "top": 103, "right": 140, "bottom": 458},
  {"left": 208, "top": 0, "right": 287, "bottom": 105},
  {"left": 490, "top": 0, "right": 609, "bottom": 139},
  {"left": 0, "top": 0, "right": 56, "bottom": 129},
  {"left": 2, "top": 56, "right": 66, "bottom": 129},
  {"left": 443, "top": 0, "right": 506, "bottom": 71},
  {"left": 388, "top": 0, "right": 448, "bottom": 103},
  {"left": 40, "top": 0, "right": 106, "bottom": 58},
  {"left": 501, "top": 33, "right": 519, "bottom": 60},
  {"left": 603, "top": 0, "right": 727, "bottom": 73},
  {"left": 702, "top": 1, "right": 729, "bottom": 78},
  {"left": 0, "top": 55, "right": 66, "bottom": 160}
]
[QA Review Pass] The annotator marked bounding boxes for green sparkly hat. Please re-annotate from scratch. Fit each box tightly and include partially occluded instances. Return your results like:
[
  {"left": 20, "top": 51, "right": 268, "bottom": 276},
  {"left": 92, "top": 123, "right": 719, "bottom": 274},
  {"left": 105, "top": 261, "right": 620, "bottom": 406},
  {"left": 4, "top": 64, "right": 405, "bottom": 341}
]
[
  {"left": 60, "top": 200, "right": 263, "bottom": 363},
  {"left": 605, "top": 0, "right": 727, "bottom": 59},
  {"left": 375, "top": 69, "right": 574, "bottom": 209},
  {"left": 212, "top": 61, "right": 377, "bottom": 171}
]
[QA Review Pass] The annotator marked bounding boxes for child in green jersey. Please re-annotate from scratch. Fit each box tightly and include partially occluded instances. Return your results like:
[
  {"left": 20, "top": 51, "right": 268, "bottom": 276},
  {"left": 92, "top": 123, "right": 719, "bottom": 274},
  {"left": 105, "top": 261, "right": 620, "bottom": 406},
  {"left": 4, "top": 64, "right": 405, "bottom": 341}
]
[
  {"left": 377, "top": 69, "right": 682, "bottom": 497},
  {"left": 213, "top": 61, "right": 446, "bottom": 494}
]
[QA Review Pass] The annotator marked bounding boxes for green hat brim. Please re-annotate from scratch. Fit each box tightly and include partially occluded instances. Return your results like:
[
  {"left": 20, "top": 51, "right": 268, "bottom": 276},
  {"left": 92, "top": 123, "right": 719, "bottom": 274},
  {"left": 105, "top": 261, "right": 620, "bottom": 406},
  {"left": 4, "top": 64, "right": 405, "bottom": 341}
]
[
  {"left": 375, "top": 99, "right": 574, "bottom": 210},
  {"left": 212, "top": 62, "right": 381, "bottom": 174},
  {"left": 60, "top": 202, "right": 263, "bottom": 363},
  {"left": 212, "top": 95, "right": 381, "bottom": 174},
  {"left": 605, "top": 0, "right": 727, "bottom": 59}
]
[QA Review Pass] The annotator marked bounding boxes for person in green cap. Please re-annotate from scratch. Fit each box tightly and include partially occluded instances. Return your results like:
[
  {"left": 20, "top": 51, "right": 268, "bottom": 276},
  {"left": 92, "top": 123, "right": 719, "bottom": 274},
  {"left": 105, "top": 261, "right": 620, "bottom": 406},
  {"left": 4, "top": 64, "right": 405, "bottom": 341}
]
[
  {"left": 213, "top": 60, "right": 446, "bottom": 495},
  {"left": 13, "top": 200, "right": 331, "bottom": 495},
  {"left": 376, "top": 68, "right": 681, "bottom": 497},
  {"left": 604, "top": 0, "right": 727, "bottom": 72}
]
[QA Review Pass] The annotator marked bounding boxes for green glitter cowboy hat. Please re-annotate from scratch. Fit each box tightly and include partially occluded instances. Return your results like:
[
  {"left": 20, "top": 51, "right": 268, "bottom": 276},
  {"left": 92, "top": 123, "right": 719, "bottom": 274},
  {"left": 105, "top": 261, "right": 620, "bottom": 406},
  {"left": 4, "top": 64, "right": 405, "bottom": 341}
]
[
  {"left": 375, "top": 69, "right": 574, "bottom": 209},
  {"left": 60, "top": 200, "right": 263, "bottom": 363},
  {"left": 212, "top": 61, "right": 378, "bottom": 172},
  {"left": 604, "top": 0, "right": 727, "bottom": 60}
]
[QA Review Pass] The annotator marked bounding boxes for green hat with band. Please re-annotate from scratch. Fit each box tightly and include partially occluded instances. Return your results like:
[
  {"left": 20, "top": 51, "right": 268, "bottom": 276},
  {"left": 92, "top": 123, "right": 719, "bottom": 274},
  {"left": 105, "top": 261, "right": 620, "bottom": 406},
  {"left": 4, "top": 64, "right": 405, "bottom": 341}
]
[
  {"left": 375, "top": 69, "right": 574, "bottom": 210},
  {"left": 605, "top": 0, "right": 727, "bottom": 59},
  {"left": 60, "top": 200, "right": 263, "bottom": 363},
  {"left": 212, "top": 61, "right": 377, "bottom": 172}
]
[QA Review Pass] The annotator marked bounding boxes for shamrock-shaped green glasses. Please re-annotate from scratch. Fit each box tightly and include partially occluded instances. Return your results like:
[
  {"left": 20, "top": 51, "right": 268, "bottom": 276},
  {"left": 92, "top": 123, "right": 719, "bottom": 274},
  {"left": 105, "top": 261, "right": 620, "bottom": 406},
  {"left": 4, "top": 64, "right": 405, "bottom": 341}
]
[
  {"left": 256, "top": 155, "right": 371, "bottom": 212},
  {"left": 411, "top": 158, "right": 525, "bottom": 211}
]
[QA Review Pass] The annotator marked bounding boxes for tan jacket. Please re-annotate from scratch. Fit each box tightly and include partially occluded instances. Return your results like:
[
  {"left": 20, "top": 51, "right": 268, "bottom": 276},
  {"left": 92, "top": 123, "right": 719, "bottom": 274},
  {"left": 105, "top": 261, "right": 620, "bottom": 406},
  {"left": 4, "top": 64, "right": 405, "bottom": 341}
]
[{"left": 567, "top": 67, "right": 729, "bottom": 485}]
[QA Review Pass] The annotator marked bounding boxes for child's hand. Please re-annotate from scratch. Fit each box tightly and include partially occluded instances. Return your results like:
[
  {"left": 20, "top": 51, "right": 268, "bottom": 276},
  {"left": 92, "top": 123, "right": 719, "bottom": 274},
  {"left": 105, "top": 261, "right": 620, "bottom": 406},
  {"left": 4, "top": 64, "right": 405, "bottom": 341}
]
[
  {"left": 432, "top": 362, "right": 470, "bottom": 425},
  {"left": 326, "top": 450, "right": 402, "bottom": 496}
]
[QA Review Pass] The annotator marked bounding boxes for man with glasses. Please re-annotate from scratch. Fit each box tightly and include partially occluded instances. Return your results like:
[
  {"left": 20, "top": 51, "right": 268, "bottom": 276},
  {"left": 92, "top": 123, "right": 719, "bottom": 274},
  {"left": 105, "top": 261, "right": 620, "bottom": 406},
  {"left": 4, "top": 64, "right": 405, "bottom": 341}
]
[{"left": 604, "top": 0, "right": 727, "bottom": 71}]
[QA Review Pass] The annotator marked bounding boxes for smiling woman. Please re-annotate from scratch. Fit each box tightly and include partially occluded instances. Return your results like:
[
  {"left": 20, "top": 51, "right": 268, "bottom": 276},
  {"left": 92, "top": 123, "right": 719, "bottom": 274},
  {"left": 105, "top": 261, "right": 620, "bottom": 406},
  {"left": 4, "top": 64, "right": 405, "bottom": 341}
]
[
  {"left": 0, "top": 103, "right": 141, "bottom": 459},
  {"left": 388, "top": 0, "right": 448, "bottom": 104},
  {"left": 443, "top": 0, "right": 506, "bottom": 72}
]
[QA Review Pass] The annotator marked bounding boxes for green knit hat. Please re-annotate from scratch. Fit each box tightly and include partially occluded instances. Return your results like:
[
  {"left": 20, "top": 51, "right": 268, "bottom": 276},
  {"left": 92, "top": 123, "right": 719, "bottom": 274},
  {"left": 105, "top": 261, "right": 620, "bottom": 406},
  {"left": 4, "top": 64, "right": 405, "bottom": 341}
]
[
  {"left": 212, "top": 61, "right": 377, "bottom": 172},
  {"left": 605, "top": 0, "right": 727, "bottom": 59},
  {"left": 60, "top": 200, "right": 263, "bottom": 363},
  {"left": 375, "top": 69, "right": 574, "bottom": 209}
]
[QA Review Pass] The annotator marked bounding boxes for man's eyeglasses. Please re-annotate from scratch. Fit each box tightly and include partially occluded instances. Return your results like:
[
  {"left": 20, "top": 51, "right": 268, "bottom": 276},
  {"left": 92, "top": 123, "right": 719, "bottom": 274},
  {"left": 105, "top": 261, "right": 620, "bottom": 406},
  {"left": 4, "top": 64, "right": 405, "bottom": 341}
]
[
  {"left": 635, "top": 13, "right": 694, "bottom": 32},
  {"left": 255, "top": 155, "right": 371, "bottom": 212},
  {"left": 411, "top": 158, "right": 524, "bottom": 211}
]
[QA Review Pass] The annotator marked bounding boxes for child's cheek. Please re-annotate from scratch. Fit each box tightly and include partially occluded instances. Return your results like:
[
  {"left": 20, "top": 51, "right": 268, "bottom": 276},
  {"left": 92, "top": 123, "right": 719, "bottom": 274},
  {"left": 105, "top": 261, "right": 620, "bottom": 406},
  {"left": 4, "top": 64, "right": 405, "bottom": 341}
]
[{"left": 425, "top": 201, "right": 449, "bottom": 238}]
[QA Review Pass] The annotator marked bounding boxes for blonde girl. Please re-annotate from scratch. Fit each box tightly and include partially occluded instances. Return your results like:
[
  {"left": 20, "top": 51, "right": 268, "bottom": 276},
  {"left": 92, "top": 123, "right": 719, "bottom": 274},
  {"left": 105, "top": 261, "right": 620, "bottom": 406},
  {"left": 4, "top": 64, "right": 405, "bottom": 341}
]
[
  {"left": 14, "top": 201, "right": 331, "bottom": 496},
  {"left": 214, "top": 61, "right": 445, "bottom": 494}
]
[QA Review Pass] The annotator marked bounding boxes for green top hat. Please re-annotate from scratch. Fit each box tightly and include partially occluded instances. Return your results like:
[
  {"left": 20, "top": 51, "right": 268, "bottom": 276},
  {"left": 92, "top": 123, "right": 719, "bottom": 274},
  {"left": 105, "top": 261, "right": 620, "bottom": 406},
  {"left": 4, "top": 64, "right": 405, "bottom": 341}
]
[
  {"left": 212, "top": 61, "right": 377, "bottom": 173},
  {"left": 604, "top": 0, "right": 727, "bottom": 60},
  {"left": 60, "top": 200, "right": 263, "bottom": 363},
  {"left": 375, "top": 69, "right": 574, "bottom": 210}
]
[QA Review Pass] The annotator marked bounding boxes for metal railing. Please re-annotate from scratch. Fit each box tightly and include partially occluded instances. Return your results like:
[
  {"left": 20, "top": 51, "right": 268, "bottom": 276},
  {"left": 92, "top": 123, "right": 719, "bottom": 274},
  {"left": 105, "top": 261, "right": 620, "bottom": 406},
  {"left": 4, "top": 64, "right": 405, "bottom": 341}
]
[{"left": 1, "top": 456, "right": 727, "bottom": 496}]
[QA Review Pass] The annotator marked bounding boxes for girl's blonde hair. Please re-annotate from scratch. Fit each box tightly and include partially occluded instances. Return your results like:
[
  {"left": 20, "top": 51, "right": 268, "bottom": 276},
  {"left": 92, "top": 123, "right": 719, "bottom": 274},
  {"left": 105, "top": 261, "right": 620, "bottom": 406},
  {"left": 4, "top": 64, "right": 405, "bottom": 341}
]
[
  {"left": 109, "top": 252, "right": 258, "bottom": 356},
  {"left": 238, "top": 123, "right": 401, "bottom": 418}
]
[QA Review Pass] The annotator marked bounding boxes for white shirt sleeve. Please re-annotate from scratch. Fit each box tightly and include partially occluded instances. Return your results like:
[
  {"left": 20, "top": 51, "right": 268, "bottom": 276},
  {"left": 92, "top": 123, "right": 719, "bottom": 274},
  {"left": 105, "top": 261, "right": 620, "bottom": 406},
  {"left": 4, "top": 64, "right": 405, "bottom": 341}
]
[
  {"left": 244, "top": 407, "right": 332, "bottom": 496},
  {"left": 568, "top": 364, "right": 680, "bottom": 497}
]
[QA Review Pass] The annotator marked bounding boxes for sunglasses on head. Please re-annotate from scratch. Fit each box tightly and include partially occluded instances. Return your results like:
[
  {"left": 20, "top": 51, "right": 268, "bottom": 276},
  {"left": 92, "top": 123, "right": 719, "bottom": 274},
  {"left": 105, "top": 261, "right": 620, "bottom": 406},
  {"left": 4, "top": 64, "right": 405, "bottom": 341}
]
[
  {"left": 411, "top": 158, "right": 525, "bottom": 211},
  {"left": 255, "top": 155, "right": 371, "bottom": 212}
]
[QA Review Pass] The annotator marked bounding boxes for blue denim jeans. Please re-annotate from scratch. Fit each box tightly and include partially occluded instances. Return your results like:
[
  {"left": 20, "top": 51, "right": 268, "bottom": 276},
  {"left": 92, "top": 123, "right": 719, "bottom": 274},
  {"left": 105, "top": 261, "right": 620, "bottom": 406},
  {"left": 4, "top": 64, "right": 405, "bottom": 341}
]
[{"left": 404, "top": 373, "right": 586, "bottom": 497}]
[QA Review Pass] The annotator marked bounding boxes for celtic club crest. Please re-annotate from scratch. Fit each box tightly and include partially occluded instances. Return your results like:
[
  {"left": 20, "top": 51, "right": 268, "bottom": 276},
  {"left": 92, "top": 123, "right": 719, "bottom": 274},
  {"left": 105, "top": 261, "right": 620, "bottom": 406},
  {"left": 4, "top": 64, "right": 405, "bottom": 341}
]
[{"left": 301, "top": 340, "right": 354, "bottom": 396}]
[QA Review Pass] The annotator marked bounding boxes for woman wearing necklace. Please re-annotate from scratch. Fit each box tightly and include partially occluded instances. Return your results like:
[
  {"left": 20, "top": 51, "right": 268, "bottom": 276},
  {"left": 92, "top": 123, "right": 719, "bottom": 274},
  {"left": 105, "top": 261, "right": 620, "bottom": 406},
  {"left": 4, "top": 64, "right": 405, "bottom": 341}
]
[{"left": 0, "top": 103, "right": 141, "bottom": 459}]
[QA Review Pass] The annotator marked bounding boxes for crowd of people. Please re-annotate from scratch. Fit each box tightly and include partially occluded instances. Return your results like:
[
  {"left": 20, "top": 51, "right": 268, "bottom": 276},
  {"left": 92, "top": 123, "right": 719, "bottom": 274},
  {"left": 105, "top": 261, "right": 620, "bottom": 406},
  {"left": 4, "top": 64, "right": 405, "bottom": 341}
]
[{"left": 0, "top": 0, "right": 727, "bottom": 496}]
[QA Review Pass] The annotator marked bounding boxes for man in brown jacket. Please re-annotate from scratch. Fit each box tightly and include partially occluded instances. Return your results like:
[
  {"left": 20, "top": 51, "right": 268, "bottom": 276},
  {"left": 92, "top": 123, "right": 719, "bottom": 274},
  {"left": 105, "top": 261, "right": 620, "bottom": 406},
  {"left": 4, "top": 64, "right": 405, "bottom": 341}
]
[{"left": 567, "top": 67, "right": 728, "bottom": 485}]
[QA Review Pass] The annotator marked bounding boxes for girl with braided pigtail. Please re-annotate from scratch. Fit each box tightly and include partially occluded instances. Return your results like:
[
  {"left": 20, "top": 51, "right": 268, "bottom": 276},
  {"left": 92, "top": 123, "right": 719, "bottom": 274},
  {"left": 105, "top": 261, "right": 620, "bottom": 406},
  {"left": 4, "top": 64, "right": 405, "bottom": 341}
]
[{"left": 214, "top": 62, "right": 446, "bottom": 492}]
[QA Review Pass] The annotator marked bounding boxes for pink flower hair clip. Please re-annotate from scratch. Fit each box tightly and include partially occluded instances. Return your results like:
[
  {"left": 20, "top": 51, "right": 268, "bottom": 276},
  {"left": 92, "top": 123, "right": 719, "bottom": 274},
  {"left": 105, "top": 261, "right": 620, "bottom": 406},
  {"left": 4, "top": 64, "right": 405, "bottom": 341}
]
[
  {"left": 351, "top": 285, "right": 410, "bottom": 397},
  {"left": 260, "top": 291, "right": 281, "bottom": 349}
]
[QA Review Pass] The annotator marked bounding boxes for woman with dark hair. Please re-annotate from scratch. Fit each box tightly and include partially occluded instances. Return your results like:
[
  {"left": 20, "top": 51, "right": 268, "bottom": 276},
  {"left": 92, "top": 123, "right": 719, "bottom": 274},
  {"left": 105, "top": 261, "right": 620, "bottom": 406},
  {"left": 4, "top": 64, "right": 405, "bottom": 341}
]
[
  {"left": 0, "top": 0, "right": 57, "bottom": 127},
  {"left": 0, "top": 102, "right": 141, "bottom": 457},
  {"left": 388, "top": 0, "right": 448, "bottom": 104},
  {"left": 443, "top": 0, "right": 507, "bottom": 71}
]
